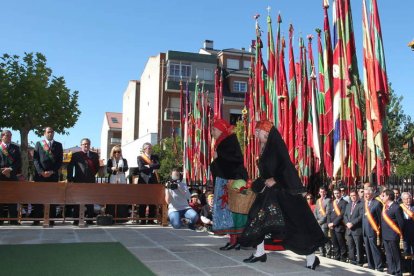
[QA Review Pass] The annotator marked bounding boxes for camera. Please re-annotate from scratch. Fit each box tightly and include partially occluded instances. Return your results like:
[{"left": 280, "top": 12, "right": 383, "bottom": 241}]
[{"left": 165, "top": 179, "right": 179, "bottom": 190}]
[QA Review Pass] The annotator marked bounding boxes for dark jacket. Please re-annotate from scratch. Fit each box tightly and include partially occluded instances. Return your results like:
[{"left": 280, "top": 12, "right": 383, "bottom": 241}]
[
  {"left": 137, "top": 154, "right": 160, "bottom": 184},
  {"left": 401, "top": 204, "right": 414, "bottom": 242},
  {"left": 362, "top": 198, "right": 382, "bottom": 238},
  {"left": 327, "top": 198, "right": 348, "bottom": 232},
  {"left": 343, "top": 200, "right": 364, "bottom": 236},
  {"left": 67, "top": 151, "right": 100, "bottom": 183},
  {"left": 0, "top": 143, "right": 21, "bottom": 181},
  {"left": 33, "top": 140, "right": 63, "bottom": 182},
  {"left": 210, "top": 133, "right": 247, "bottom": 181},
  {"left": 381, "top": 202, "right": 404, "bottom": 241}
]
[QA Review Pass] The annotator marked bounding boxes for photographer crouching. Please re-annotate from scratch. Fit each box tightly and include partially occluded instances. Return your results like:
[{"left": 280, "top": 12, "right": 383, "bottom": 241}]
[{"left": 165, "top": 168, "right": 199, "bottom": 230}]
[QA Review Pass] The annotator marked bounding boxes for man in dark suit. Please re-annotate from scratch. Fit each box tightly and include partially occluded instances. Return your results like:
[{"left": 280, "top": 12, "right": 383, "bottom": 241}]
[
  {"left": 393, "top": 188, "right": 403, "bottom": 204},
  {"left": 401, "top": 192, "right": 414, "bottom": 256},
  {"left": 362, "top": 184, "right": 384, "bottom": 271},
  {"left": 32, "top": 127, "right": 63, "bottom": 225},
  {"left": 0, "top": 130, "right": 22, "bottom": 225},
  {"left": 327, "top": 187, "right": 348, "bottom": 261},
  {"left": 136, "top": 142, "right": 160, "bottom": 224},
  {"left": 401, "top": 192, "right": 414, "bottom": 274},
  {"left": 344, "top": 189, "right": 364, "bottom": 266},
  {"left": 67, "top": 138, "right": 100, "bottom": 225},
  {"left": 380, "top": 189, "right": 404, "bottom": 276}
]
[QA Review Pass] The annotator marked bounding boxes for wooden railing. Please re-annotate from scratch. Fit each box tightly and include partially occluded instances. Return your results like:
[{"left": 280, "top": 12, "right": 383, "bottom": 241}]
[{"left": 0, "top": 181, "right": 168, "bottom": 228}]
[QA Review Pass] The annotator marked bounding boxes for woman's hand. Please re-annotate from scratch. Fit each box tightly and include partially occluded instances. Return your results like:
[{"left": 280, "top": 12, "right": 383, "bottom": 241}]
[{"left": 264, "top": 177, "right": 276, "bottom": 187}]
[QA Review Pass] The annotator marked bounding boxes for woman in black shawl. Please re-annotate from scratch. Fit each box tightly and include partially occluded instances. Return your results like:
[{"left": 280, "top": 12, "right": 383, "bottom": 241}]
[
  {"left": 239, "top": 120, "right": 326, "bottom": 269},
  {"left": 210, "top": 118, "right": 248, "bottom": 250}
]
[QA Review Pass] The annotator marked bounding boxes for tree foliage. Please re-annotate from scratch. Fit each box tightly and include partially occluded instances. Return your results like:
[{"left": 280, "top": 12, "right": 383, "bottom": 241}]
[
  {"left": 152, "top": 136, "right": 183, "bottom": 183},
  {"left": 0, "top": 52, "right": 80, "bottom": 177},
  {"left": 234, "top": 120, "right": 245, "bottom": 153},
  {"left": 386, "top": 84, "right": 414, "bottom": 175}
]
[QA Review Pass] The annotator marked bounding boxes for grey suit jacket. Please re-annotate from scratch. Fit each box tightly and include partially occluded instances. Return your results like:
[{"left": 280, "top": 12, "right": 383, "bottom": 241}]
[{"left": 314, "top": 197, "right": 331, "bottom": 229}]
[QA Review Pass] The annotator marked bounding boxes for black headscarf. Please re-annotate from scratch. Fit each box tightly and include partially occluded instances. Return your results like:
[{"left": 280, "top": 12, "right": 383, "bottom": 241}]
[{"left": 258, "top": 126, "right": 306, "bottom": 195}]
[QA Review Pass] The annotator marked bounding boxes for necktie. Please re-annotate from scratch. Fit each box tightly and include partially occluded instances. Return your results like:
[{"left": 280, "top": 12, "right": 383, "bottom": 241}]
[{"left": 351, "top": 202, "right": 356, "bottom": 214}]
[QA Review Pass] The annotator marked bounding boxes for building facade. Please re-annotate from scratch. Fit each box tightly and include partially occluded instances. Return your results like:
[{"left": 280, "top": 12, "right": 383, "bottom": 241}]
[{"left": 100, "top": 112, "right": 122, "bottom": 162}]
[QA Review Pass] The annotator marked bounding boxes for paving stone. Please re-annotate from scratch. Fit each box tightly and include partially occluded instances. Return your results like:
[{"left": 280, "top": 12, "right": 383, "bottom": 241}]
[{"left": 0, "top": 225, "right": 388, "bottom": 275}]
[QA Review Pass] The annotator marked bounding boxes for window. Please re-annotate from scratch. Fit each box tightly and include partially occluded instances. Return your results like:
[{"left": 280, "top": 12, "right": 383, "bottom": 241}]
[
  {"left": 233, "top": 81, "right": 247, "bottom": 93},
  {"left": 230, "top": 113, "right": 242, "bottom": 125},
  {"left": 169, "top": 62, "right": 192, "bottom": 79},
  {"left": 227, "top": 59, "right": 239, "bottom": 70},
  {"left": 181, "top": 64, "right": 191, "bottom": 78},
  {"left": 111, "top": 117, "right": 119, "bottom": 123},
  {"left": 243, "top": 60, "right": 251, "bottom": 69},
  {"left": 169, "top": 97, "right": 180, "bottom": 109},
  {"left": 169, "top": 63, "right": 180, "bottom": 77},
  {"left": 196, "top": 68, "right": 213, "bottom": 81}
]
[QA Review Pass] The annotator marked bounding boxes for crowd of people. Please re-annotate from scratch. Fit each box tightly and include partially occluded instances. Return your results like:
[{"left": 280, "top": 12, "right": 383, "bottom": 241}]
[
  {"left": 311, "top": 183, "right": 414, "bottom": 275},
  {"left": 1, "top": 120, "right": 414, "bottom": 274}
]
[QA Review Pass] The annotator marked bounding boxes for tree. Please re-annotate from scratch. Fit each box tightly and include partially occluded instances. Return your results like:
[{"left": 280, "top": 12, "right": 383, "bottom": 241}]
[
  {"left": 0, "top": 52, "right": 80, "bottom": 178},
  {"left": 152, "top": 136, "right": 183, "bottom": 183},
  {"left": 386, "top": 83, "right": 414, "bottom": 174},
  {"left": 234, "top": 120, "right": 245, "bottom": 153}
]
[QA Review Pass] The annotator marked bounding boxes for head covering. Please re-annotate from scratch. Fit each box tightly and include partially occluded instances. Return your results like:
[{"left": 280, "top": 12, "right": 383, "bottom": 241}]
[
  {"left": 191, "top": 192, "right": 199, "bottom": 198},
  {"left": 207, "top": 194, "right": 214, "bottom": 199},
  {"left": 213, "top": 119, "right": 233, "bottom": 135},
  {"left": 213, "top": 118, "right": 234, "bottom": 150},
  {"left": 255, "top": 120, "right": 273, "bottom": 133}
]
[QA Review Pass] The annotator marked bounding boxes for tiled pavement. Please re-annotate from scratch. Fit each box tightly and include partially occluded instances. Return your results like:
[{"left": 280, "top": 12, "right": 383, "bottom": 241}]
[{"left": 0, "top": 223, "right": 387, "bottom": 276}]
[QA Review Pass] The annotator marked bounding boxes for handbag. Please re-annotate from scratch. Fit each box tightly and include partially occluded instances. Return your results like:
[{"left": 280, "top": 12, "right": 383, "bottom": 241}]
[
  {"left": 240, "top": 186, "right": 286, "bottom": 243},
  {"left": 96, "top": 214, "right": 113, "bottom": 226}
]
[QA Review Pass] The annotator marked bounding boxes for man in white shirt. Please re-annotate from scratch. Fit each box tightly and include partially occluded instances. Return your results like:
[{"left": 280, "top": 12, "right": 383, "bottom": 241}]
[{"left": 165, "top": 169, "right": 198, "bottom": 230}]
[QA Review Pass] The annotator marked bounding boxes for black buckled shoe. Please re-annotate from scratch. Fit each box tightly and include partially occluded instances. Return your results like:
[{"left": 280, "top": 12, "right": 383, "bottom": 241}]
[
  {"left": 243, "top": 254, "right": 267, "bottom": 263},
  {"left": 219, "top": 243, "right": 231, "bottom": 250},
  {"left": 306, "top": 256, "right": 320, "bottom": 270},
  {"left": 220, "top": 243, "right": 239, "bottom": 250}
]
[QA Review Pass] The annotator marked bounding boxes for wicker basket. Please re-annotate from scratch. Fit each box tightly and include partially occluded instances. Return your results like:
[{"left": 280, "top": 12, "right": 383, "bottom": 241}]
[{"left": 228, "top": 188, "right": 256, "bottom": 214}]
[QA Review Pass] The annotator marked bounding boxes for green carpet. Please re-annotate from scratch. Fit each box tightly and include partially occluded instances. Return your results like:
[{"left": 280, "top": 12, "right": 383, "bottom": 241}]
[{"left": 0, "top": 242, "right": 155, "bottom": 276}]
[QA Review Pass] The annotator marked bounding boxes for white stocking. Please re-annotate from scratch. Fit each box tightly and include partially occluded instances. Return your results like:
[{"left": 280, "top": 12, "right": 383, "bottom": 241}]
[
  {"left": 306, "top": 253, "right": 315, "bottom": 266},
  {"left": 254, "top": 240, "right": 265, "bottom": 257}
]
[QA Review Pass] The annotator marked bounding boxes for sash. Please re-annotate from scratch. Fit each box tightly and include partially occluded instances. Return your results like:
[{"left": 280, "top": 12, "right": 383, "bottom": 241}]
[
  {"left": 81, "top": 152, "right": 96, "bottom": 174},
  {"left": 140, "top": 154, "right": 160, "bottom": 183},
  {"left": 0, "top": 143, "right": 14, "bottom": 165},
  {"left": 400, "top": 204, "right": 414, "bottom": 221},
  {"left": 333, "top": 200, "right": 341, "bottom": 216},
  {"left": 382, "top": 205, "right": 402, "bottom": 238},
  {"left": 375, "top": 196, "right": 384, "bottom": 205},
  {"left": 42, "top": 140, "right": 55, "bottom": 162},
  {"left": 365, "top": 200, "right": 380, "bottom": 236},
  {"left": 318, "top": 198, "right": 326, "bottom": 217}
]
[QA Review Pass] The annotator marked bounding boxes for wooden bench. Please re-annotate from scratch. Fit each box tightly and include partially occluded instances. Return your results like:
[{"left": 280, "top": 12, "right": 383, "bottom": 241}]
[{"left": 0, "top": 181, "right": 167, "bottom": 228}]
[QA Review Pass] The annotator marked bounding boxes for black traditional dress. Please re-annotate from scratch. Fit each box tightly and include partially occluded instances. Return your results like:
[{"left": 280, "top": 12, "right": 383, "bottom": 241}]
[{"left": 239, "top": 127, "right": 327, "bottom": 255}]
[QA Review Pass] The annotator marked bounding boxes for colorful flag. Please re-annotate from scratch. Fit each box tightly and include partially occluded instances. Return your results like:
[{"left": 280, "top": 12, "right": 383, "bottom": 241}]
[
  {"left": 287, "top": 24, "right": 298, "bottom": 164},
  {"left": 322, "top": 0, "right": 334, "bottom": 178}
]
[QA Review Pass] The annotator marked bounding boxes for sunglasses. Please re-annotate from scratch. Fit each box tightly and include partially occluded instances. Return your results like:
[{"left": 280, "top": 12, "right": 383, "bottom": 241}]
[{"left": 114, "top": 151, "right": 121, "bottom": 153}]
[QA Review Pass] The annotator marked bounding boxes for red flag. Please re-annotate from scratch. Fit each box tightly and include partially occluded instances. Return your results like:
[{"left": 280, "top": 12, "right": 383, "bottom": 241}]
[{"left": 287, "top": 24, "right": 298, "bottom": 164}]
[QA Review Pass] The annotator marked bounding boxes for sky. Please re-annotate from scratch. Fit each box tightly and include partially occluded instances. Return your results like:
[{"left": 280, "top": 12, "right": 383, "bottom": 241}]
[{"left": 2, "top": 0, "right": 414, "bottom": 149}]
